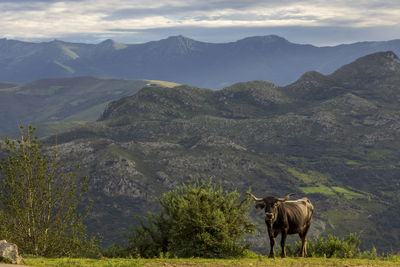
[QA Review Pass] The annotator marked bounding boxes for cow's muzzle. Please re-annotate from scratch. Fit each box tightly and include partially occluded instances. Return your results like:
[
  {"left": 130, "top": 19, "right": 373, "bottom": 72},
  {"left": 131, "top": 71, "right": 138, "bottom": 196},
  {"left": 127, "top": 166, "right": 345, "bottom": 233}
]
[{"left": 265, "top": 212, "right": 274, "bottom": 220}]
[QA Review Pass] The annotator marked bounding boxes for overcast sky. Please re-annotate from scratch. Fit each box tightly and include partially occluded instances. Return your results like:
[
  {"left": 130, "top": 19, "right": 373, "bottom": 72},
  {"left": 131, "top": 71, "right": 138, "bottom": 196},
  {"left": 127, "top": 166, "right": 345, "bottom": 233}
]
[{"left": 1, "top": 0, "right": 400, "bottom": 46}]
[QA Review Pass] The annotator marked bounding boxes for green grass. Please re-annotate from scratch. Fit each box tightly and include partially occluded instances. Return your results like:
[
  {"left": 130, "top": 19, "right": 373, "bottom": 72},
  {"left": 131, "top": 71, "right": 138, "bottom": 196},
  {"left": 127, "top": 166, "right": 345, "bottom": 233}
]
[
  {"left": 286, "top": 168, "right": 328, "bottom": 184},
  {"left": 299, "top": 185, "right": 337, "bottom": 197},
  {"left": 287, "top": 168, "right": 314, "bottom": 183},
  {"left": 299, "top": 185, "right": 365, "bottom": 199},
  {"left": 345, "top": 160, "right": 362, "bottom": 166},
  {"left": 145, "top": 80, "right": 180, "bottom": 88},
  {"left": 331, "top": 186, "right": 365, "bottom": 199},
  {"left": 25, "top": 256, "right": 400, "bottom": 267}
]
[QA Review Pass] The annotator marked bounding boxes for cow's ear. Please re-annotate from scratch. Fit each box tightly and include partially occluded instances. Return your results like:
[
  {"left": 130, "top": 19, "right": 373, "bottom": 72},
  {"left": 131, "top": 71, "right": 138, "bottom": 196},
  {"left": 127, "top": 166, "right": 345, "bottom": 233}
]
[{"left": 255, "top": 203, "right": 265, "bottom": 210}]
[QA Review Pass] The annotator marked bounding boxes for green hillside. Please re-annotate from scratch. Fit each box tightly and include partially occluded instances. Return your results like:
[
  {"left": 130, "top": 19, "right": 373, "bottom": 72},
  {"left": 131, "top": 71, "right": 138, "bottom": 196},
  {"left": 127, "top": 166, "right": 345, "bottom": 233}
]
[
  {"left": 40, "top": 51, "right": 400, "bottom": 252},
  {"left": 0, "top": 77, "right": 179, "bottom": 136}
]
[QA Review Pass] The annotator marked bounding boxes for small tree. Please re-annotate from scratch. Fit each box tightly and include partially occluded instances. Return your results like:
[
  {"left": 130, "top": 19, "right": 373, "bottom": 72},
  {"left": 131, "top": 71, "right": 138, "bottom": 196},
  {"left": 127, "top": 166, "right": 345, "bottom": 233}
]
[
  {"left": 126, "top": 179, "right": 254, "bottom": 258},
  {"left": 0, "top": 125, "right": 95, "bottom": 256}
]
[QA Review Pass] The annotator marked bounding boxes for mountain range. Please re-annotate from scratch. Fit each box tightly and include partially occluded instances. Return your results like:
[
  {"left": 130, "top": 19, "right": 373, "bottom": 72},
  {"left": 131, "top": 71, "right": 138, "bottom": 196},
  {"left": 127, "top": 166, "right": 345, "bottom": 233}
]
[
  {"left": 31, "top": 51, "right": 400, "bottom": 252},
  {"left": 1, "top": 35, "right": 400, "bottom": 88}
]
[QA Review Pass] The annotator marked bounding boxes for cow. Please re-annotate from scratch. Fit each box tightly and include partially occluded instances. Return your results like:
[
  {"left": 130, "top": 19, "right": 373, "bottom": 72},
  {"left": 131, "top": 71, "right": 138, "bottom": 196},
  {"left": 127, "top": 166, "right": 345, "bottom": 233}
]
[{"left": 248, "top": 192, "right": 314, "bottom": 258}]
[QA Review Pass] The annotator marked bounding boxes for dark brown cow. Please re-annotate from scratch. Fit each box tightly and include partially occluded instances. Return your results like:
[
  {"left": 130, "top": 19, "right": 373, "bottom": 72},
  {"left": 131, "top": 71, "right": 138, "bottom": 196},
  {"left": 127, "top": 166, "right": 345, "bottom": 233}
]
[{"left": 248, "top": 192, "right": 314, "bottom": 258}]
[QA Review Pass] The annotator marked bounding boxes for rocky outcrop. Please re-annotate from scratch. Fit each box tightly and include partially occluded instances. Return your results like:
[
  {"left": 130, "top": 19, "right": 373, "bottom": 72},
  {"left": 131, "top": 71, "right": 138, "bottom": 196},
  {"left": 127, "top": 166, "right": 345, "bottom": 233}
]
[{"left": 0, "top": 240, "right": 24, "bottom": 264}]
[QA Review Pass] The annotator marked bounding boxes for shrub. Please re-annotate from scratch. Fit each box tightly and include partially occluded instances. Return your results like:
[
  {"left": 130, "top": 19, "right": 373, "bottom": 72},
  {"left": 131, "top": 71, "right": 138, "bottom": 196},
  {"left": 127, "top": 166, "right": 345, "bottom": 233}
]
[
  {"left": 101, "top": 244, "right": 130, "bottom": 258},
  {"left": 358, "top": 247, "right": 378, "bottom": 259},
  {"left": 284, "top": 233, "right": 361, "bottom": 258},
  {"left": 126, "top": 179, "right": 254, "bottom": 258},
  {"left": 308, "top": 233, "right": 360, "bottom": 258},
  {"left": 125, "top": 212, "right": 170, "bottom": 258}
]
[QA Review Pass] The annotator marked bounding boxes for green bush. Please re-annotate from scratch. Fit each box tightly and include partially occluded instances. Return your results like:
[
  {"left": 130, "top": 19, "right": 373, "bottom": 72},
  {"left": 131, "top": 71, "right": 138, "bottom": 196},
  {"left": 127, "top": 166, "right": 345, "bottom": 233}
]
[
  {"left": 126, "top": 179, "right": 254, "bottom": 258},
  {"left": 358, "top": 247, "right": 378, "bottom": 259},
  {"left": 101, "top": 244, "right": 130, "bottom": 258},
  {"left": 125, "top": 212, "right": 170, "bottom": 258},
  {"left": 308, "top": 233, "right": 360, "bottom": 258},
  {"left": 284, "top": 233, "right": 361, "bottom": 258}
]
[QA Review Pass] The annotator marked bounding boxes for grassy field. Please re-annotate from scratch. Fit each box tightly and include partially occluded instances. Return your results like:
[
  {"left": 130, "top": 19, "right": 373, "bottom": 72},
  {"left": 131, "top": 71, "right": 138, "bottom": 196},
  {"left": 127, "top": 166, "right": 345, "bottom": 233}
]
[{"left": 25, "top": 257, "right": 400, "bottom": 267}]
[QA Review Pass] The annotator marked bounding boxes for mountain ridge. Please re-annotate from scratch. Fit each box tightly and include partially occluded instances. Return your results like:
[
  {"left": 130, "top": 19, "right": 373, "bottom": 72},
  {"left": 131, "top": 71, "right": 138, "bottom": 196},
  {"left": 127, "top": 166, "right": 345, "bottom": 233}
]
[{"left": 2, "top": 35, "right": 400, "bottom": 88}]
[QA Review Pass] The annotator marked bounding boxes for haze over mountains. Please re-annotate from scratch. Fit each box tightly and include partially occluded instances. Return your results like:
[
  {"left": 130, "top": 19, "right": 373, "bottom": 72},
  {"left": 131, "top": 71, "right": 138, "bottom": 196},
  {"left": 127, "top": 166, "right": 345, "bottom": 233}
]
[
  {"left": 1, "top": 35, "right": 400, "bottom": 88},
  {"left": 32, "top": 51, "right": 400, "bottom": 252}
]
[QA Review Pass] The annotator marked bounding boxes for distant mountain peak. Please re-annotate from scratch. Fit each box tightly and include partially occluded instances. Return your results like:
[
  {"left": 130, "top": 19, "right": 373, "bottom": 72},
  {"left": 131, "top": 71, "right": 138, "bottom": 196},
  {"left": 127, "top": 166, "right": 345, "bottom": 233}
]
[
  {"left": 381, "top": 51, "right": 400, "bottom": 68},
  {"left": 380, "top": 50, "right": 399, "bottom": 59},
  {"left": 167, "top": 35, "right": 186, "bottom": 39},
  {"left": 154, "top": 35, "right": 204, "bottom": 54},
  {"left": 360, "top": 51, "right": 399, "bottom": 63},
  {"left": 48, "top": 39, "right": 66, "bottom": 44},
  {"left": 237, "top": 35, "right": 289, "bottom": 44},
  {"left": 97, "top": 39, "right": 127, "bottom": 50},
  {"left": 165, "top": 35, "right": 194, "bottom": 41},
  {"left": 343, "top": 51, "right": 399, "bottom": 67},
  {"left": 162, "top": 35, "right": 200, "bottom": 46},
  {"left": 297, "top": 70, "right": 326, "bottom": 81}
]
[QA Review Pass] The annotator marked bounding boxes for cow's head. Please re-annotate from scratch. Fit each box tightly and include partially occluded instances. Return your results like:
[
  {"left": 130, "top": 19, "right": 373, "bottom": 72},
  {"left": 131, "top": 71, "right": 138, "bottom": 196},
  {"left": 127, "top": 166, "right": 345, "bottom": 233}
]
[{"left": 248, "top": 193, "right": 294, "bottom": 221}]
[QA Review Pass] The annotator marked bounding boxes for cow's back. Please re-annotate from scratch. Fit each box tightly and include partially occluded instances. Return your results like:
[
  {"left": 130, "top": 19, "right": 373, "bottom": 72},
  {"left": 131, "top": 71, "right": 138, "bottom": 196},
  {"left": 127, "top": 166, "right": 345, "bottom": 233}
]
[{"left": 280, "top": 198, "right": 313, "bottom": 234}]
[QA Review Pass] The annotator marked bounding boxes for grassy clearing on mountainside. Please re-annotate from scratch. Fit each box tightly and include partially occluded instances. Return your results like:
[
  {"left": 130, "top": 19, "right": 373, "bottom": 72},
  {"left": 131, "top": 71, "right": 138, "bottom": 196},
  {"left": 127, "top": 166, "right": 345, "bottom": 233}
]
[
  {"left": 299, "top": 185, "right": 365, "bottom": 199},
  {"left": 146, "top": 80, "right": 180, "bottom": 88},
  {"left": 25, "top": 256, "right": 400, "bottom": 267}
]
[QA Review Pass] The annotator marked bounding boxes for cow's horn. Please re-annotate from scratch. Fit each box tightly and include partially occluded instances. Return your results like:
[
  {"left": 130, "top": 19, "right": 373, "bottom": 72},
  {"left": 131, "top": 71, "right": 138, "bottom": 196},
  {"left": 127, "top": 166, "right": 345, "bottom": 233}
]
[
  {"left": 247, "top": 192, "right": 263, "bottom": 202},
  {"left": 277, "top": 193, "right": 295, "bottom": 202}
]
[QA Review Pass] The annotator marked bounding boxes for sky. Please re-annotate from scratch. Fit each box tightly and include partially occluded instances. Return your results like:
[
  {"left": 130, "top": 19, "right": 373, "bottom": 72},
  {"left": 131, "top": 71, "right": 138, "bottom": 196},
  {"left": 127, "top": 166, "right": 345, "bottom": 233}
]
[{"left": 1, "top": 0, "right": 400, "bottom": 46}]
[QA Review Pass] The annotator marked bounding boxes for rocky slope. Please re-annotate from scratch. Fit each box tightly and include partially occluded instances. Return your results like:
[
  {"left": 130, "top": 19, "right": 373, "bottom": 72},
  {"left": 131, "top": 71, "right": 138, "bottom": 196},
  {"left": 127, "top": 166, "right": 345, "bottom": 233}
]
[{"left": 39, "top": 51, "right": 400, "bottom": 252}]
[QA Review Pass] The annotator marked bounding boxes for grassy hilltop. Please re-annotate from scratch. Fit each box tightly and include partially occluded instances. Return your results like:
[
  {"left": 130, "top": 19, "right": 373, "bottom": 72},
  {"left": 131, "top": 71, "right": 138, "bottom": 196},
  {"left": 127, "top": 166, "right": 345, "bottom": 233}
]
[{"left": 37, "top": 51, "right": 400, "bottom": 252}]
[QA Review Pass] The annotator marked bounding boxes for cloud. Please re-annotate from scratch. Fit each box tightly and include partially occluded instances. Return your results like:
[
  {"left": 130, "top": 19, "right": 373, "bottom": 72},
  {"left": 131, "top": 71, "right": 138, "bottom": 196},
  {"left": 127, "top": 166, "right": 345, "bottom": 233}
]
[{"left": 0, "top": 0, "right": 399, "bottom": 44}]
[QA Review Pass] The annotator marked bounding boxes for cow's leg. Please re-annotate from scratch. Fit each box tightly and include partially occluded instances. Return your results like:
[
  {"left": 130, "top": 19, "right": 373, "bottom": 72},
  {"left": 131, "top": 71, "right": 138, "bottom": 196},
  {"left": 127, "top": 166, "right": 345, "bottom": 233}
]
[
  {"left": 267, "top": 225, "right": 275, "bottom": 258},
  {"left": 299, "top": 232, "right": 306, "bottom": 257},
  {"left": 280, "top": 230, "right": 287, "bottom": 258},
  {"left": 299, "top": 224, "right": 310, "bottom": 257}
]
